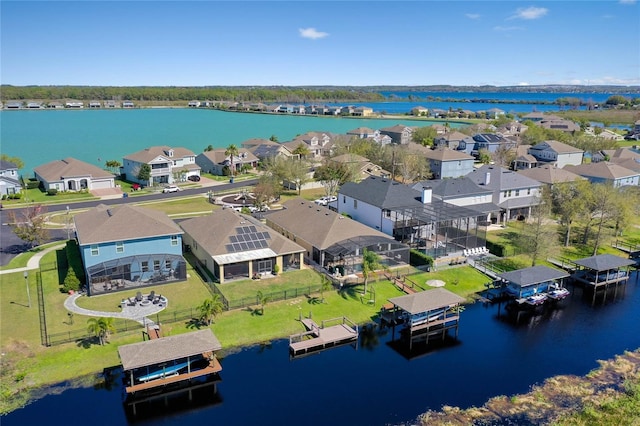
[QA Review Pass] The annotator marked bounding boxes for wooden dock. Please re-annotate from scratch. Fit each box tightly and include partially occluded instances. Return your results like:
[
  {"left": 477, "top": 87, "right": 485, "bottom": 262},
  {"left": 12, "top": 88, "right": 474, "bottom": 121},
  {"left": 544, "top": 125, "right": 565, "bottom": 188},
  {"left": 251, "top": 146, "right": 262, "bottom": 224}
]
[
  {"left": 125, "top": 356, "right": 222, "bottom": 394},
  {"left": 289, "top": 317, "right": 358, "bottom": 356}
]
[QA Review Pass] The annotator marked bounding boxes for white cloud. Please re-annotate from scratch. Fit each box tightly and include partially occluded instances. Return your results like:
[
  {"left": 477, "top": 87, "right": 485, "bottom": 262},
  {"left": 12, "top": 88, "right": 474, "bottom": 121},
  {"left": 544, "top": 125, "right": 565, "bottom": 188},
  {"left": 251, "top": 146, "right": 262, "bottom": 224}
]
[
  {"left": 517, "top": 82, "right": 530, "bottom": 86},
  {"left": 465, "top": 13, "right": 480, "bottom": 19},
  {"left": 508, "top": 6, "right": 549, "bottom": 20},
  {"left": 619, "top": 0, "right": 636, "bottom": 4},
  {"left": 299, "top": 27, "right": 329, "bottom": 40},
  {"left": 493, "top": 26, "right": 524, "bottom": 32}
]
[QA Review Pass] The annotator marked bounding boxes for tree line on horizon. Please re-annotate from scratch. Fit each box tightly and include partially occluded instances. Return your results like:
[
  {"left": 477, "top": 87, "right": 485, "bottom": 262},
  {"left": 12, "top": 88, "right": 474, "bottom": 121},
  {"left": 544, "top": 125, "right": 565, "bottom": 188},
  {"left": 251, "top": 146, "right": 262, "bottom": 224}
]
[{"left": 0, "top": 85, "right": 386, "bottom": 103}]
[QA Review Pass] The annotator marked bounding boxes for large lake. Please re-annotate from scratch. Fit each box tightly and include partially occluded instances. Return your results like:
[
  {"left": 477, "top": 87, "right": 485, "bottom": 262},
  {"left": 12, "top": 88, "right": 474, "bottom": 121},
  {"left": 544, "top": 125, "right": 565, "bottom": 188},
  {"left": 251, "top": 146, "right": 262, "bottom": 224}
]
[{"left": 5, "top": 274, "right": 640, "bottom": 425}]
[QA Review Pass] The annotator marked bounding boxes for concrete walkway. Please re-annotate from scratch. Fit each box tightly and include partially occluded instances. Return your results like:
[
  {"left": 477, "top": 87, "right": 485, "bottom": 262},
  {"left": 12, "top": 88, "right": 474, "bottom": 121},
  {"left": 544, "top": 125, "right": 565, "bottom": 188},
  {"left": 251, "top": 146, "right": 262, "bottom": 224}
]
[
  {"left": 64, "top": 292, "right": 167, "bottom": 325},
  {"left": 0, "top": 242, "right": 67, "bottom": 275}
]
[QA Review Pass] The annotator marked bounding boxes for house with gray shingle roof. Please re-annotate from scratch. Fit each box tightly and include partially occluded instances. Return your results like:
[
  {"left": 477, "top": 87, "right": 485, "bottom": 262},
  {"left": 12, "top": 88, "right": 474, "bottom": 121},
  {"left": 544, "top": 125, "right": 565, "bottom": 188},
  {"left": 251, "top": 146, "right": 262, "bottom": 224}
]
[
  {"left": 34, "top": 157, "right": 115, "bottom": 192},
  {"left": 517, "top": 165, "right": 585, "bottom": 186},
  {"left": 196, "top": 148, "right": 258, "bottom": 176},
  {"left": 512, "top": 144, "right": 538, "bottom": 170},
  {"left": 465, "top": 165, "right": 543, "bottom": 222},
  {"left": 423, "top": 177, "right": 499, "bottom": 219},
  {"left": 379, "top": 124, "right": 415, "bottom": 145},
  {"left": 266, "top": 198, "right": 408, "bottom": 273},
  {"left": 282, "top": 131, "right": 337, "bottom": 159},
  {"left": 0, "top": 160, "right": 21, "bottom": 196},
  {"left": 433, "top": 131, "right": 470, "bottom": 150},
  {"left": 122, "top": 146, "right": 200, "bottom": 186},
  {"left": 338, "top": 176, "right": 492, "bottom": 257},
  {"left": 528, "top": 140, "right": 584, "bottom": 168},
  {"left": 181, "top": 209, "right": 305, "bottom": 283},
  {"left": 423, "top": 148, "right": 475, "bottom": 179},
  {"left": 564, "top": 162, "right": 640, "bottom": 187},
  {"left": 328, "top": 153, "right": 391, "bottom": 181},
  {"left": 74, "top": 204, "right": 186, "bottom": 296},
  {"left": 248, "top": 143, "right": 293, "bottom": 161}
]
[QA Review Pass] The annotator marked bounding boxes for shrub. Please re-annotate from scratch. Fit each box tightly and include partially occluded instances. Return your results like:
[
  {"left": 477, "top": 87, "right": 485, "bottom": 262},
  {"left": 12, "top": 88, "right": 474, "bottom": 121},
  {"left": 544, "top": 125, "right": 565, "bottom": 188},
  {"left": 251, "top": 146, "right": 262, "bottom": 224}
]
[
  {"left": 62, "top": 269, "right": 80, "bottom": 292},
  {"left": 486, "top": 240, "right": 507, "bottom": 257},
  {"left": 47, "top": 188, "right": 58, "bottom": 196},
  {"left": 273, "top": 264, "right": 280, "bottom": 275},
  {"left": 1, "top": 195, "right": 6, "bottom": 200},
  {"left": 410, "top": 249, "right": 434, "bottom": 268},
  {"left": 9, "top": 193, "right": 22, "bottom": 199},
  {"left": 25, "top": 179, "right": 40, "bottom": 190}
]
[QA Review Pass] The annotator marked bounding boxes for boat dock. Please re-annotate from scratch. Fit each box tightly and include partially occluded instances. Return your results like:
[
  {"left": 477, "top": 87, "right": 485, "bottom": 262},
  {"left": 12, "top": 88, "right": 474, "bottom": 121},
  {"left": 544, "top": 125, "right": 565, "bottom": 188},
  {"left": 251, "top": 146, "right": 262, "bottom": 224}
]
[{"left": 289, "top": 316, "right": 358, "bottom": 356}]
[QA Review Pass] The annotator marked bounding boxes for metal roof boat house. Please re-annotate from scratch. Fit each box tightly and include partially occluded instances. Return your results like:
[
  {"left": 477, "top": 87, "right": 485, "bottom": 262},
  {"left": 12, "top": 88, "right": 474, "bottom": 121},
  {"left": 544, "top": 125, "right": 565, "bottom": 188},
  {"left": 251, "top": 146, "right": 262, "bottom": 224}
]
[
  {"left": 496, "top": 266, "right": 570, "bottom": 307},
  {"left": 570, "top": 254, "right": 635, "bottom": 304},
  {"left": 386, "top": 288, "right": 465, "bottom": 350},
  {"left": 118, "top": 329, "right": 223, "bottom": 398}
]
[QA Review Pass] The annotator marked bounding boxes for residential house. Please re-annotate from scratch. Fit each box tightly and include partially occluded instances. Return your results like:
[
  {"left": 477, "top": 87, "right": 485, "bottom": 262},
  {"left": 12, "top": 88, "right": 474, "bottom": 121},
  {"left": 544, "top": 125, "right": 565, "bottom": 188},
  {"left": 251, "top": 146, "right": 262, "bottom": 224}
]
[
  {"left": 196, "top": 148, "right": 258, "bottom": 176},
  {"left": 485, "top": 108, "right": 505, "bottom": 119},
  {"left": 433, "top": 131, "right": 471, "bottom": 150},
  {"left": 328, "top": 154, "right": 391, "bottom": 181},
  {"left": 601, "top": 147, "right": 640, "bottom": 170},
  {"left": 65, "top": 101, "right": 84, "bottom": 108},
  {"left": 564, "top": 162, "right": 640, "bottom": 187},
  {"left": 188, "top": 101, "right": 201, "bottom": 108},
  {"left": 423, "top": 148, "right": 475, "bottom": 179},
  {"left": 276, "top": 104, "right": 294, "bottom": 114},
  {"left": 463, "top": 133, "right": 516, "bottom": 157},
  {"left": 353, "top": 106, "right": 374, "bottom": 117},
  {"left": 249, "top": 142, "right": 294, "bottom": 161},
  {"left": 88, "top": 101, "right": 102, "bottom": 108},
  {"left": 26, "top": 102, "right": 43, "bottom": 109},
  {"left": 539, "top": 118, "right": 580, "bottom": 133},
  {"left": 74, "top": 204, "right": 186, "bottom": 296},
  {"left": 122, "top": 146, "right": 200, "bottom": 186},
  {"left": 180, "top": 209, "right": 305, "bottom": 283},
  {"left": 521, "top": 112, "right": 547, "bottom": 122},
  {"left": 0, "top": 160, "right": 21, "bottom": 196},
  {"left": 512, "top": 144, "right": 538, "bottom": 170},
  {"left": 411, "top": 106, "right": 429, "bottom": 116},
  {"left": 105, "top": 100, "right": 118, "bottom": 108},
  {"left": 283, "top": 131, "right": 336, "bottom": 159},
  {"left": 47, "top": 101, "right": 64, "bottom": 109},
  {"left": 380, "top": 124, "right": 414, "bottom": 145},
  {"left": 337, "top": 176, "right": 492, "bottom": 257},
  {"left": 424, "top": 176, "right": 500, "bottom": 225},
  {"left": 241, "top": 138, "right": 276, "bottom": 149},
  {"left": 527, "top": 140, "right": 584, "bottom": 168},
  {"left": 5, "top": 101, "right": 23, "bottom": 109},
  {"left": 465, "top": 164, "right": 543, "bottom": 222},
  {"left": 517, "top": 165, "right": 585, "bottom": 187},
  {"left": 266, "top": 198, "right": 409, "bottom": 274},
  {"left": 122, "top": 101, "right": 135, "bottom": 108},
  {"left": 34, "top": 157, "right": 115, "bottom": 192},
  {"left": 496, "top": 121, "right": 528, "bottom": 138},
  {"left": 346, "top": 127, "right": 377, "bottom": 139}
]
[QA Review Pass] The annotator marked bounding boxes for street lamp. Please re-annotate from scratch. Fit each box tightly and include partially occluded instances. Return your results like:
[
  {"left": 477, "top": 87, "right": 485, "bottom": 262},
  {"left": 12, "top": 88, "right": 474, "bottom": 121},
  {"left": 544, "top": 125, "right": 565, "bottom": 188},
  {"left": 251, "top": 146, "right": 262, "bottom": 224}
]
[{"left": 23, "top": 271, "right": 31, "bottom": 308}]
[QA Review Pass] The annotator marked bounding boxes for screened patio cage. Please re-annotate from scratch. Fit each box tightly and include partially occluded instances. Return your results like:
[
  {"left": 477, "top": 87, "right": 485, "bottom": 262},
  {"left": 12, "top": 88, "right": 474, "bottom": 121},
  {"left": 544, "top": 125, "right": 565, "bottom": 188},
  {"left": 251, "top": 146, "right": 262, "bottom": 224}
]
[
  {"left": 389, "top": 201, "right": 491, "bottom": 259},
  {"left": 323, "top": 236, "right": 410, "bottom": 276},
  {"left": 86, "top": 254, "right": 187, "bottom": 296}
]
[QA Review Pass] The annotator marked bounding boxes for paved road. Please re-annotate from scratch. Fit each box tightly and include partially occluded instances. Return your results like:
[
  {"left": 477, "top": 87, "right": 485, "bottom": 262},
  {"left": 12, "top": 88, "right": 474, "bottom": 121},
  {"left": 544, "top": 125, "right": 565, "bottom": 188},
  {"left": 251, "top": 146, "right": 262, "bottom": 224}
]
[{"left": 0, "top": 178, "right": 258, "bottom": 266}]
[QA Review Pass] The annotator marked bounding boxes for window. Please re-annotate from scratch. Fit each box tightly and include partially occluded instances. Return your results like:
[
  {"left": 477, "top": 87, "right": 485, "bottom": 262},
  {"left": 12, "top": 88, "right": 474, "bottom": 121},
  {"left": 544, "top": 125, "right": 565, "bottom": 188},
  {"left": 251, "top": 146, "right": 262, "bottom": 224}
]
[
  {"left": 342, "top": 196, "right": 346, "bottom": 203},
  {"left": 527, "top": 188, "right": 531, "bottom": 195},
  {"left": 503, "top": 191, "right": 508, "bottom": 198},
  {"left": 116, "top": 242, "right": 124, "bottom": 253},
  {"left": 171, "top": 235, "right": 179, "bottom": 246},
  {"left": 165, "top": 260, "right": 172, "bottom": 270},
  {"left": 515, "top": 189, "right": 520, "bottom": 196},
  {"left": 154, "top": 260, "right": 161, "bottom": 271},
  {"left": 507, "top": 190, "right": 512, "bottom": 197},
  {"left": 353, "top": 199, "right": 358, "bottom": 209},
  {"left": 90, "top": 245, "right": 99, "bottom": 256},
  {"left": 141, "top": 261, "right": 149, "bottom": 272}
]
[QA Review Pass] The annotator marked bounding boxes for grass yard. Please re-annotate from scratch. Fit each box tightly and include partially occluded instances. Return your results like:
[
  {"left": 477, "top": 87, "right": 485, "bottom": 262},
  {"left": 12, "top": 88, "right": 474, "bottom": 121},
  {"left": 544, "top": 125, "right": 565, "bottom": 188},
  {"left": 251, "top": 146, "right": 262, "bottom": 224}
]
[{"left": 135, "top": 196, "right": 217, "bottom": 216}]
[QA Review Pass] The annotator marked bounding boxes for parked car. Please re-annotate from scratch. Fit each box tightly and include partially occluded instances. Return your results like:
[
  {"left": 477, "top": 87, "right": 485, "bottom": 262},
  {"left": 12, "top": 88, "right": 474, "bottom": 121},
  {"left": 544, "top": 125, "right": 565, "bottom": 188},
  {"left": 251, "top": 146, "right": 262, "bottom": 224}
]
[
  {"left": 162, "top": 185, "right": 181, "bottom": 193},
  {"left": 314, "top": 196, "right": 337, "bottom": 206},
  {"left": 188, "top": 175, "right": 201, "bottom": 182}
]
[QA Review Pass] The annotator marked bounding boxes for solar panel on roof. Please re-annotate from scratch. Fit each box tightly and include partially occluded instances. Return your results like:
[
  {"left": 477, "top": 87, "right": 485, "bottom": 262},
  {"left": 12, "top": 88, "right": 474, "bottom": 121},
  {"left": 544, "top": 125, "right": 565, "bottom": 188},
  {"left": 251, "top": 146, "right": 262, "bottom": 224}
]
[
  {"left": 240, "top": 242, "right": 249, "bottom": 250},
  {"left": 225, "top": 244, "right": 235, "bottom": 253},
  {"left": 233, "top": 243, "right": 242, "bottom": 251},
  {"left": 249, "top": 226, "right": 257, "bottom": 232},
  {"left": 230, "top": 235, "right": 238, "bottom": 243},
  {"left": 236, "top": 227, "right": 245, "bottom": 234},
  {"left": 243, "top": 226, "right": 252, "bottom": 233},
  {"left": 247, "top": 241, "right": 255, "bottom": 249}
]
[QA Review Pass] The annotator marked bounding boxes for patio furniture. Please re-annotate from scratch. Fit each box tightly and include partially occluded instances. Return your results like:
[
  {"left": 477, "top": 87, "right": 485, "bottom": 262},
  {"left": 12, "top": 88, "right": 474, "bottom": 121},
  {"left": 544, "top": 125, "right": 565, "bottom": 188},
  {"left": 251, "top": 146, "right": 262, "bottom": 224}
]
[{"left": 136, "top": 291, "right": 143, "bottom": 302}]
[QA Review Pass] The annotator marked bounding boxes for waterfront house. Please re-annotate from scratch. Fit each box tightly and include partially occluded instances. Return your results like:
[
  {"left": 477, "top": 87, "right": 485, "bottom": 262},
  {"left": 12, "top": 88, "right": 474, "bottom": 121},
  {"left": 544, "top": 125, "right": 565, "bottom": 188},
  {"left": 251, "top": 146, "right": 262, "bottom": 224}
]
[
  {"left": 498, "top": 266, "right": 569, "bottom": 300},
  {"left": 195, "top": 148, "right": 258, "bottom": 176},
  {"left": 353, "top": 106, "right": 374, "bottom": 117},
  {"left": 283, "top": 131, "right": 336, "bottom": 159},
  {"left": 265, "top": 198, "right": 409, "bottom": 276},
  {"left": 5, "top": 101, "right": 23, "bottom": 109},
  {"left": 411, "top": 106, "right": 429, "bottom": 116},
  {"left": 527, "top": 140, "right": 584, "bottom": 168},
  {"left": 521, "top": 112, "right": 547, "bottom": 122},
  {"left": 122, "top": 101, "right": 135, "bottom": 108},
  {"left": 27, "top": 101, "right": 43, "bottom": 109},
  {"left": 248, "top": 142, "right": 294, "bottom": 161},
  {"left": 380, "top": 124, "right": 414, "bottom": 145},
  {"left": 423, "top": 148, "right": 475, "bottom": 179},
  {"left": 122, "top": 146, "right": 200, "bottom": 186},
  {"left": 241, "top": 138, "right": 276, "bottom": 149},
  {"left": 188, "top": 100, "right": 201, "bottom": 108},
  {"left": 465, "top": 165, "right": 543, "bottom": 222},
  {"left": 180, "top": 209, "right": 304, "bottom": 283},
  {"left": 0, "top": 160, "right": 21, "bottom": 196},
  {"left": 338, "top": 176, "right": 491, "bottom": 257},
  {"left": 346, "top": 127, "right": 376, "bottom": 139},
  {"left": 539, "top": 118, "right": 580, "bottom": 134},
  {"left": 105, "top": 100, "right": 118, "bottom": 108},
  {"left": 74, "top": 204, "right": 186, "bottom": 296},
  {"left": 433, "top": 131, "right": 470, "bottom": 150},
  {"left": 422, "top": 176, "right": 499, "bottom": 225},
  {"left": 65, "top": 101, "right": 84, "bottom": 108},
  {"left": 564, "top": 162, "right": 640, "bottom": 187},
  {"left": 88, "top": 101, "right": 102, "bottom": 108},
  {"left": 328, "top": 153, "right": 391, "bottom": 181},
  {"left": 485, "top": 108, "right": 505, "bottom": 119},
  {"left": 34, "top": 157, "right": 115, "bottom": 192},
  {"left": 47, "top": 101, "right": 64, "bottom": 109}
]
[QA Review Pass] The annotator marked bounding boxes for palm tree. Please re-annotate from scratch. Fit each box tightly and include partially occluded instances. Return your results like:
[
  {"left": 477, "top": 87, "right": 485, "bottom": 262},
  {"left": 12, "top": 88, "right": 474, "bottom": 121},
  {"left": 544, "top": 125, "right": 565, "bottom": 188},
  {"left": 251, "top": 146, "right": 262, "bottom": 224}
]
[
  {"left": 225, "top": 144, "right": 239, "bottom": 178},
  {"left": 292, "top": 143, "right": 310, "bottom": 161},
  {"left": 320, "top": 275, "right": 332, "bottom": 303},
  {"left": 197, "top": 295, "right": 224, "bottom": 326},
  {"left": 361, "top": 248, "right": 382, "bottom": 297},
  {"left": 256, "top": 290, "right": 271, "bottom": 315},
  {"left": 87, "top": 317, "right": 115, "bottom": 345}
]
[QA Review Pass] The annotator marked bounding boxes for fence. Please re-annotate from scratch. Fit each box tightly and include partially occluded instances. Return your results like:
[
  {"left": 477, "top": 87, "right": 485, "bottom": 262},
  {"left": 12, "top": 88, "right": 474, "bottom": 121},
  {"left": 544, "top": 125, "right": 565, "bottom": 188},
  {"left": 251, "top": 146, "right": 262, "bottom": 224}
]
[{"left": 225, "top": 284, "right": 324, "bottom": 310}]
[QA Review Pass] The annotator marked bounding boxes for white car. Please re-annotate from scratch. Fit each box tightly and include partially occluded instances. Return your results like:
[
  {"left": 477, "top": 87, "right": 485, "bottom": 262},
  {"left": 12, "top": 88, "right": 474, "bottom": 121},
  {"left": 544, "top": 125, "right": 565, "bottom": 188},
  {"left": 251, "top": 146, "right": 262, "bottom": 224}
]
[
  {"left": 314, "top": 196, "right": 337, "bottom": 206},
  {"left": 162, "top": 185, "right": 181, "bottom": 193}
]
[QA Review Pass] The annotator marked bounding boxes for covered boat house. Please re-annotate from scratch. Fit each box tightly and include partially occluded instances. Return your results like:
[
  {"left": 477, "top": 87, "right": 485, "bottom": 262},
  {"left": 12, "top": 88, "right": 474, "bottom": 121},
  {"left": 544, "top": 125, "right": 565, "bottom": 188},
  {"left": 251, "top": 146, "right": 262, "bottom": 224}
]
[
  {"left": 571, "top": 254, "right": 635, "bottom": 304},
  {"left": 497, "top": 265, "right": 570, "bottom": 306},
  {"left": 118, "top": 329, "right": 223, "bottom": 397},
  {"left": 387, "top": 288, "right": 465, "bottom": 349}
]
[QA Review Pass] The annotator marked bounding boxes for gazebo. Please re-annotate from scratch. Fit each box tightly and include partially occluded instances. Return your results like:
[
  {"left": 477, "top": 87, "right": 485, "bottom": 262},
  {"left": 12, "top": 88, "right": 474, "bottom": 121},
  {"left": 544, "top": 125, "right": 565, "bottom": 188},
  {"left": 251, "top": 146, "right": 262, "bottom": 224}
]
[
  {"left": 498, "top": 265, "right": 569, "bottom": 305},
  {"left": 571, "top": 254, "right": 635, "bottom": 304}
]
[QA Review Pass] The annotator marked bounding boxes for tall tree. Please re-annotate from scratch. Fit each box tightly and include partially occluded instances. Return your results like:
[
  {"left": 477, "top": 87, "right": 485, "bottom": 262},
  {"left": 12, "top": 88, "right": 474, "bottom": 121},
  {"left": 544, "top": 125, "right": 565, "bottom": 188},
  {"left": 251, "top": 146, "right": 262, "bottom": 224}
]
[
  {"left": 137, "top": 163, "right": 151, "bottom": 183},
  {"left": 8, "top": 204, "right": 49, "bottom": 248},
  {"left": 104, "top": 160, "right": 121, "bottom": 175},
  {"left": 292, "top": 143, "right": 311, "bottom": 160},
  {"left": 281, "top": 157, "right": 309, "bottom": 195},
  {"left": 361, "top": 248, "right": 382, "bottom": 296},
  {"left": 590, "top": 183, "right": 619, "bottom": 255},
  {"left": 551, "top": 180, "right": 590, "bottom": 246},
  {"left": 314, "top": 161, "right": 354, "bottom": 196},
  {"left": 225, "top": 144, "right": 239, "bottom": 177},
  {"left": 0, "top": 154, "right": 24, "bottom": 170},
  {"left": 411, "top": 126, "right": 438, "bottom": 147},
  {"left": 86, "top": 317, "right": 115, "bottom": 345},
  {"left": 518, "top": 190, "right": 559, "bottom": 266}
]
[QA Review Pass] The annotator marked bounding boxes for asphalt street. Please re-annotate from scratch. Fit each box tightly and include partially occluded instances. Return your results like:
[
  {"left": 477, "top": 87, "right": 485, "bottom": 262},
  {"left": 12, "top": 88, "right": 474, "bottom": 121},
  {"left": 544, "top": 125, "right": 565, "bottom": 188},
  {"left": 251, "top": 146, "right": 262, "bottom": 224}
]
[{"left": 0, "top": 178, "right": 257, "bottom": 266}]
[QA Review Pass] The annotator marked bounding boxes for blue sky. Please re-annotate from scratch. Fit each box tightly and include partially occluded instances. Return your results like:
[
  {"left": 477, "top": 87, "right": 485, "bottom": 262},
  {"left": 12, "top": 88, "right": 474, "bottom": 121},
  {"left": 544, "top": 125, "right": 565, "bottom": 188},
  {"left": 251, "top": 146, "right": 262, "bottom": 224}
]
[{"left": 1, "top": 1, "right": 638, "bottom": 87}]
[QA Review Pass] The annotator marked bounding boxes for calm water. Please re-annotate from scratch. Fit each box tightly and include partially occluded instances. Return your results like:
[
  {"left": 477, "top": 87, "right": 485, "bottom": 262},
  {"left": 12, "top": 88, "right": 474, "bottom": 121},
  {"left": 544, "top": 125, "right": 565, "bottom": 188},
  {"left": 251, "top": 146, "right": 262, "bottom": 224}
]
[
  {"left": 5, "top": 273, "right": 640, "bottom": 426},
  {"left": 0, "top": 109, "right": 460, "bottom": 174}
]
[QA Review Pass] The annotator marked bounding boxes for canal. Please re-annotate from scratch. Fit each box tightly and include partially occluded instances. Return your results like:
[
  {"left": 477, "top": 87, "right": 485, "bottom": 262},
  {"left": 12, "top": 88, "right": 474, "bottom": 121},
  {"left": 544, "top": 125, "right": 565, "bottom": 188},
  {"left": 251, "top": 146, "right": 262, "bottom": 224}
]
[{"left": 4, "top": 272, "right": 640, "bottom": 426}]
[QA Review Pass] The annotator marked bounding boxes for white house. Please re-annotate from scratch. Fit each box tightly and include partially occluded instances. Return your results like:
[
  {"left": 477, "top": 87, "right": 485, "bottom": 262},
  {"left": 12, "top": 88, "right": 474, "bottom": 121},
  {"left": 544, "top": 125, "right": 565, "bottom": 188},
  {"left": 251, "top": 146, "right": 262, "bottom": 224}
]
[
  {"left": 34, "top": 158, "right": 115, "bottom": 192},
  {"left": 528, "top": 140, "right": 584, "bottom": 168},
  {"left": 121, "top": 146, "right": 200, "bottom": 186}
]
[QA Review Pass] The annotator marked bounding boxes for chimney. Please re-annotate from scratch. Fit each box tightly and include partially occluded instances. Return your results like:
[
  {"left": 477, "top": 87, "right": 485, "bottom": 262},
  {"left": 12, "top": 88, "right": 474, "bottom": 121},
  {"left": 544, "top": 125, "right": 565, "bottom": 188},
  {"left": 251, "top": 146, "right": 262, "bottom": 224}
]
[
  {"left": 484, "top": 172, "right": 491, "bottom": 186},
  {"left": 421, "top": 186, "right": 432, "bottom": 204}
]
